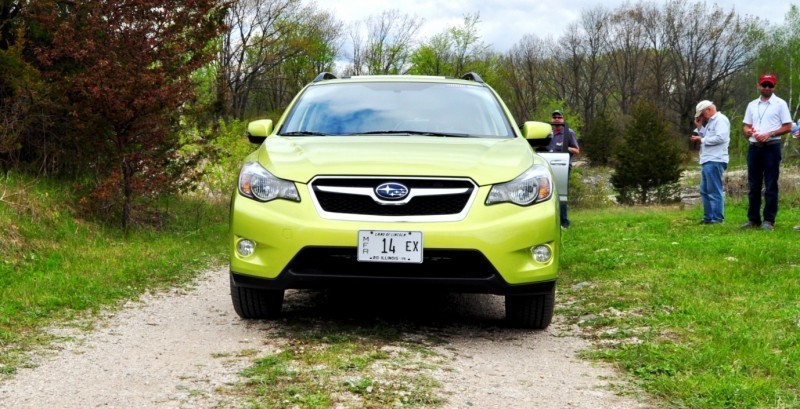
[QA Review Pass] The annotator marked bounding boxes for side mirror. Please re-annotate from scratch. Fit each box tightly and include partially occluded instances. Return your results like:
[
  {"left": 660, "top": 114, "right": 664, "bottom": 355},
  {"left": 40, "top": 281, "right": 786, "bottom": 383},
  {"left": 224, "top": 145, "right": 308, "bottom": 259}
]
[
  {"left": 246, "top": 119, "right": 273, "bottom": 144},
  {"left": 521, "top": 121, "right": 552, "bottom": 149},
  {"left": 521, "top": 121, "right": 552, "bottom": 139}
]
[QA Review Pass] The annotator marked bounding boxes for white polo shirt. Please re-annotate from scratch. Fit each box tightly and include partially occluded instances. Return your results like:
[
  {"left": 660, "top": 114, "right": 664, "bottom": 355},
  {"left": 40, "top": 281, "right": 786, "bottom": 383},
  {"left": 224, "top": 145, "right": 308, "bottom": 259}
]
[{"left": 743, "top": 94, "right": 792, "bottom": 143}]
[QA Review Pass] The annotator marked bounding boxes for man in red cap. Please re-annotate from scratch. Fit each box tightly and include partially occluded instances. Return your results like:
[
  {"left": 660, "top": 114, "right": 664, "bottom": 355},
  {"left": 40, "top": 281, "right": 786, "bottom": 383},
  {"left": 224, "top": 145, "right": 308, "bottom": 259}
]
[{"left": 741, "top": 73, "right": 793, "bottom": 230}]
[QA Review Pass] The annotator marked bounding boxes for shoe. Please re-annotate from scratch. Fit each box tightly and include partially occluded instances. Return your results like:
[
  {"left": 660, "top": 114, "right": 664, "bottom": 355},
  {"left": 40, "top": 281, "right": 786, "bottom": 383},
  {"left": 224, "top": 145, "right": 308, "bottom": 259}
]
[
  {"left": 700, "top": 220, "right": 723, "bottom": 225},
  {"left": 740, "top": 221, "right": 759, "bottom": 229},
  {"left": 794, "top": 225, "right": 800, "bottom": 232},
  {"left": 761, "top": 221, "right": 774, "bottom": 231}
]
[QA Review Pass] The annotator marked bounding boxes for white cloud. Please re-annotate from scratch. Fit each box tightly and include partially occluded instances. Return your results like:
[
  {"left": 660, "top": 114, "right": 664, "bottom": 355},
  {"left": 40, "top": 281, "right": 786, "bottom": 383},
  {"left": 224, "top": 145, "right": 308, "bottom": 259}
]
[{"left": 323, "top": 0, "right": 796, "bottom": 53}]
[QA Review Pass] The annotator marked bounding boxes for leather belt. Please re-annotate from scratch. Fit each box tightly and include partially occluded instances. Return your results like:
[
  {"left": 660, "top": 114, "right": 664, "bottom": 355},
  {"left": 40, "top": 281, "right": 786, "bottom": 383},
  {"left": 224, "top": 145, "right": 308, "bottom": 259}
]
[{"left": 750, "top": 140, "right": 781, "bottom": 147}]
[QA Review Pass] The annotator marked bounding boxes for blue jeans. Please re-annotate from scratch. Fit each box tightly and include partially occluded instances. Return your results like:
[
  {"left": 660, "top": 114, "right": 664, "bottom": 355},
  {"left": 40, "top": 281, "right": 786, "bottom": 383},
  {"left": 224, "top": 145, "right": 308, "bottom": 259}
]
[
  {"left": 746, "top": 142, "right": 782, "bottom": 223},
  {"left": 560, "top": 165, "right": 572, "bottom": 227},
  {"left": 700, "top": 161, "right": 727, "bottom": 222}
]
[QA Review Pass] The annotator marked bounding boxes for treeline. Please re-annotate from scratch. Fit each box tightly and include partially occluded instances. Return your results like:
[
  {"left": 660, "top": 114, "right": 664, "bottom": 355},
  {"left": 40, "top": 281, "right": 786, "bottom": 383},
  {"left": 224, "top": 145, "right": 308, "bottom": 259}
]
[{"left": 1, "top": 1, "right": 799, "bottom": 226}]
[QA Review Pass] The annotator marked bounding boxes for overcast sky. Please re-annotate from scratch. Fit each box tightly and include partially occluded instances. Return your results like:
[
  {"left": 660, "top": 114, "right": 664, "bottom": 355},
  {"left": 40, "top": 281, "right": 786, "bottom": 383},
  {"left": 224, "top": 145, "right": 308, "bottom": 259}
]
[{"left": 322, "top": 0, "right": 797, "bottom": 54}]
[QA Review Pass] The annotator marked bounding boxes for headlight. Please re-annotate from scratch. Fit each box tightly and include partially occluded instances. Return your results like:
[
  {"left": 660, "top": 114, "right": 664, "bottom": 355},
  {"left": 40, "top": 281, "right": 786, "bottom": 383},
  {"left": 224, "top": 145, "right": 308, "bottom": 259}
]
[
  {"left": 238, "top": 162, "right": 300, "bottom": 202},
  {"left": 486, "top": 165, "right": 553, "bottom": 206}
]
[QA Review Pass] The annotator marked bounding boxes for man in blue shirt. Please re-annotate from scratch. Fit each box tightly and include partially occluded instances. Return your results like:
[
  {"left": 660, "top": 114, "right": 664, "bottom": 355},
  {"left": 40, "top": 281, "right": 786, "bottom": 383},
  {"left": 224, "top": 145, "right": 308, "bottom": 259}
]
[
  {"left": 690, "top": 100, "right": 729, "bottom": 224},
  {"left": 547, "top": 110, "right": 580, "bottom": 228}
]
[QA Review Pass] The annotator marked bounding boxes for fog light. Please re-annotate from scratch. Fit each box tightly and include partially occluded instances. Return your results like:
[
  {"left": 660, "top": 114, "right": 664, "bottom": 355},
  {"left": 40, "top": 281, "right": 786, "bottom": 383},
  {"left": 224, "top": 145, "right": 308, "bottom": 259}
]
[
  {"left": 531, "top": 245, "right": 551, "bottom": 263},
  {"left": 237, "top": 239, "right": 256, "bottom": 256}
]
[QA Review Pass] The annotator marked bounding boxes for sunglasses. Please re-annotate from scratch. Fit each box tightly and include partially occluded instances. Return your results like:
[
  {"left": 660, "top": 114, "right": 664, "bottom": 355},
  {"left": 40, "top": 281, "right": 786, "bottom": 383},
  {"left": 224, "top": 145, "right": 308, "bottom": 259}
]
[
  {"left": 552, "top": 116, "right": 564, "bottom": 119},
  {"left": 760, "top": 82, "right": 775, "bottom": 88}
]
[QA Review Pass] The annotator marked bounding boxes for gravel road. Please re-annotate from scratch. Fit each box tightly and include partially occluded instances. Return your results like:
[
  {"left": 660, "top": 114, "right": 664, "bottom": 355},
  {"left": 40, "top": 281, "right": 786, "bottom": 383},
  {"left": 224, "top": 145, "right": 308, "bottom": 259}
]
[{"left": 0, "top": 267, "right": 651, "bottom": 408}]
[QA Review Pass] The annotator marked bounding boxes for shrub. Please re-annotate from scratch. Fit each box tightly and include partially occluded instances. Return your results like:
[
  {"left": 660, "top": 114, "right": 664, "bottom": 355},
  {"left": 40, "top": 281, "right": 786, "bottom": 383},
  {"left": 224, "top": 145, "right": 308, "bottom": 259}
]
[
  {"left": 569, "top": 165, "right": 615, "bottom": 209},
  {"left": 173, "top": 119, "right": 256, "bottom": 200},
  {"left": 611, "top": 101, "right": 683, "bottom": 205},
  {"left": 580, "top": 112, "right": 618, "bottom": 166}
]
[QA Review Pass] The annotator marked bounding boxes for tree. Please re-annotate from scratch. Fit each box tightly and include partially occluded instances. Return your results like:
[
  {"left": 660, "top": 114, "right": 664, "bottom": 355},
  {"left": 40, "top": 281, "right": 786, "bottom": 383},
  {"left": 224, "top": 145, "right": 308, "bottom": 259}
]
[
  {"left": 0, "top": 0, "right": 39, "bottom": 170},
  {"left": 27, "top": 0, "right": 226, "bottom": 229},
  {"left": 216, "top": 0, "right": 341, "bottom": 120},
  {"left": 407, "top": 12, "right": 491, "bottom": 78},
  {"left": 0, "top": 35, "right": 42, "bottom": 170},
  {"left": 662, "top": 0, "right": 761, "bottom": 131},
  {"left": 611, "top": 101, "right": 683, "bottom": 204},
  {"left": 449, "top": 12, "right": 489, "bottom": 77},
  {"left": 407, "top": 32, "right": 452, "bottom": 76},
  {"left": 247, "top": 7, "right": 342, "bottom": 118},
  {"left": 606, "top": 2, "right": 652, "bottom": 116},
  {"left": 500, "top": 34, "right": 551, "bottom": 122},
  {"left": 0, "top": 1, "right": 21, "bottom": 50},
  {"left": 755, "top": 5, "right": 800, "bottom": 119},
  {"left": 544, "top": 21, "right": 583, "bottom": 121},
  {"left": 572, "top": 6, "right": 613, "bottom": 127},
  {"left": 495, "top": 0, "right": 767, "bottom": 158},
  {"left": 346, "top": 9, "right": 421, "bottom": 75},
  {"left": 581, "top": 111, "right": 618, "bottom": 166}
]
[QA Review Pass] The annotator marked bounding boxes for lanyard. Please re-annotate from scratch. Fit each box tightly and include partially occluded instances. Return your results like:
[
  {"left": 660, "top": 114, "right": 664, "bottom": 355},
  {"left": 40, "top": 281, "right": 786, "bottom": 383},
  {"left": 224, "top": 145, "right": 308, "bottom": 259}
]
[{"left": 757, "top": 101, "right": 769, "bottom": 130}]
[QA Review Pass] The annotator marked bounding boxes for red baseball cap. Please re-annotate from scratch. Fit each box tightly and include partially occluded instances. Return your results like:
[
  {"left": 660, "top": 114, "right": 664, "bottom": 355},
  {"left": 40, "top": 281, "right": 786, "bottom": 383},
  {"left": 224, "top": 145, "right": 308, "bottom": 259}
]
[{"left": 759, "top": 74, "right": 777, "bottom": 85}]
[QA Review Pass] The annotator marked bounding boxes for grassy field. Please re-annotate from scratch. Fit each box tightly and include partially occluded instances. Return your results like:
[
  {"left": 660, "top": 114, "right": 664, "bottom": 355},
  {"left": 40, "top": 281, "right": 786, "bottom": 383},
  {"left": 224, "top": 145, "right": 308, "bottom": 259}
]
[
  {"left": 559, "top": 202, "right": 800, "bottom": 409},
  {"left": 2, "top": 168, "right": 800, "bottom": 408},
  {"left": 0, "top": 171, "right": 229, "bottom": 372}
]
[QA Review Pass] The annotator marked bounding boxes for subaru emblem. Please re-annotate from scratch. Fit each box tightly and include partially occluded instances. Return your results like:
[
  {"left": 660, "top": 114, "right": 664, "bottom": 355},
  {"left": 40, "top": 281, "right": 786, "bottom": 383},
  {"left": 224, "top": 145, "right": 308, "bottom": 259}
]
[{"left": 375, "top": 182, "right": 409, "bottom": 200}]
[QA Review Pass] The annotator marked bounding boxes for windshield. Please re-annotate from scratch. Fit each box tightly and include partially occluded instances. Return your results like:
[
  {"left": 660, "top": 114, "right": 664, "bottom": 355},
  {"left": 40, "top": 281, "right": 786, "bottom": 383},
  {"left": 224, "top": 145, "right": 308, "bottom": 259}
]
[{"left": 279, "top": 81, "right": 516, "bottom": 138}]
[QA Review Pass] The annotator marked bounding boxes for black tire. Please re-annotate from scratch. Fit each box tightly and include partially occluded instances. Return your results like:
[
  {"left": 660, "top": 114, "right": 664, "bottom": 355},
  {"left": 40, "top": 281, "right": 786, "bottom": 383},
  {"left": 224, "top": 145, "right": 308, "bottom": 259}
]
[
  {"left": 505, "top": 285, "right": 555, "bottom": 329},
  {"left": 230, "top": 275, "right": 284, "bottom": 319}
]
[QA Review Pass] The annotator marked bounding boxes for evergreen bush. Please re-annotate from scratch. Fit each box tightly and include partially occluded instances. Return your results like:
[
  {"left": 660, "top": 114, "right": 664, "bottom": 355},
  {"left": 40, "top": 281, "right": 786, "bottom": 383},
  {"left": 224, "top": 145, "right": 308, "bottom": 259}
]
[{"left": 611, "top": 101, "right": 683, "bottom": 205}]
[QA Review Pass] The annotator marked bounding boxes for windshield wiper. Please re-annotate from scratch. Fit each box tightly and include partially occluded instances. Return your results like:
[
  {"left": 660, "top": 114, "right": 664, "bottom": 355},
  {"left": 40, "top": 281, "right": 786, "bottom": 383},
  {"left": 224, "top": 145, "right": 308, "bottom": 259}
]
[
  {"left": 350, "top": 130, "right": 471, "bottom": 137},
  {"left": 280, "top": 131, "right": 329, "bottom": 136}
]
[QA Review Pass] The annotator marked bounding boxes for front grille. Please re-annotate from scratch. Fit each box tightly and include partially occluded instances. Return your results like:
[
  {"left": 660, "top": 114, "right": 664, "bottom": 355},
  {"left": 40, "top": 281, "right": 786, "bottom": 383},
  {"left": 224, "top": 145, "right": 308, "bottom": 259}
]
[
  {"left": 310, "top": 177, "right": 475, "bottom": 218},
  {"left": 285, "top": 247, "right": 497, "bottom": 279},
  {"left": 315, "top": 191, "right": 466, "bottom": 215}
]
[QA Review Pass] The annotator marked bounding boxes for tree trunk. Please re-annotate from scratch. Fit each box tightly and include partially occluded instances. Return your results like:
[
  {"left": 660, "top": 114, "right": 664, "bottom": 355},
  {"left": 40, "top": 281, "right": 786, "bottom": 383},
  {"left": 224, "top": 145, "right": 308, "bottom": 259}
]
[{"left": 121, "top": 159, "right": 133, "bottom": 232}]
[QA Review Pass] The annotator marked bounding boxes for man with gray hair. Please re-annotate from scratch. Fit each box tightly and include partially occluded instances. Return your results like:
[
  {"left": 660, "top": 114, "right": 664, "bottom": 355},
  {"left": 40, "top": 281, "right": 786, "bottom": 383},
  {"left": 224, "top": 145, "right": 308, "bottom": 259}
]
[{"left": 691, "top": 100, "right": 729, "bottom": 224}]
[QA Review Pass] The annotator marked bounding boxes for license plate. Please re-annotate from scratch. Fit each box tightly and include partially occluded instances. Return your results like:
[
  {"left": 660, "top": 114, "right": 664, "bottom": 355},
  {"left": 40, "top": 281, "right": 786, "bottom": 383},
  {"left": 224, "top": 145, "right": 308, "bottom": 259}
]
[{"left": 357, "top": 230, "right": 423, "bottom": 263}]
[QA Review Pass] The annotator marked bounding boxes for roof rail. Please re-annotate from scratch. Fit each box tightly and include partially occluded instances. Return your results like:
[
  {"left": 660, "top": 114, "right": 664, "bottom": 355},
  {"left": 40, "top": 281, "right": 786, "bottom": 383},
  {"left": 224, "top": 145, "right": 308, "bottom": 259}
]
[
  {"left": 312, "top": 72, "right": 338, "bottom": 82},
  {"left": 461, "top": 72, "right": 484, "bottom": 83}
]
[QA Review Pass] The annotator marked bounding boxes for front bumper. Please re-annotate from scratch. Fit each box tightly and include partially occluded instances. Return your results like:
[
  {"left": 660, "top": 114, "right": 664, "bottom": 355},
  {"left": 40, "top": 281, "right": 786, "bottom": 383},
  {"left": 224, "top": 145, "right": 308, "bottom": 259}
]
[{"left": 230, "top": 186, "right": 560, "bottom": 295}]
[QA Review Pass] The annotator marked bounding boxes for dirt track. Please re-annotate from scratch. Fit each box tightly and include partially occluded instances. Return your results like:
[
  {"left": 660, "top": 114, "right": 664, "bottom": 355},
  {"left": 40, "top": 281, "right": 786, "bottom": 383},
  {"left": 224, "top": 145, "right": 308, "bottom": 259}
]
[{"left": 0, "top": 267, "right": 650, "bottom": 408}]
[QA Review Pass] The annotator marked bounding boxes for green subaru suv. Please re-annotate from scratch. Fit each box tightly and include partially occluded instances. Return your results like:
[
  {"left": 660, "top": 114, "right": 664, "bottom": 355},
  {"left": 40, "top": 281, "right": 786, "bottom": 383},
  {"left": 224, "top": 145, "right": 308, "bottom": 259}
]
[{"left": 229, "top": 72, "right": 567, "bottom": 329}]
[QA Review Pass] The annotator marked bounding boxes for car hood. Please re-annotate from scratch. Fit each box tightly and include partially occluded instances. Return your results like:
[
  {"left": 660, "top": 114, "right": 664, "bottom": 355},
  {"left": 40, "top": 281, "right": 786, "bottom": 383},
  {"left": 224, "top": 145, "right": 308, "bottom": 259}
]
[{"left": 256, "top": 135, "right": 543, "bottom": 186}]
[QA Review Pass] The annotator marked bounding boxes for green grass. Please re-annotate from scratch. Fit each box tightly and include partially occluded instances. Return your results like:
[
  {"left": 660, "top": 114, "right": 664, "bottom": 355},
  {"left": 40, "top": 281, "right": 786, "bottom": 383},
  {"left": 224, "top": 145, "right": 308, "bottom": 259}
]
[
  {"left": 232, "top": 322, "right": 445, "bottom": 409},
  {"left": 0, "top": 171, "right": 228, "bottom": 372},
  {"left": 559, "top": 197, "right": 800, "bottom": 409}
]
